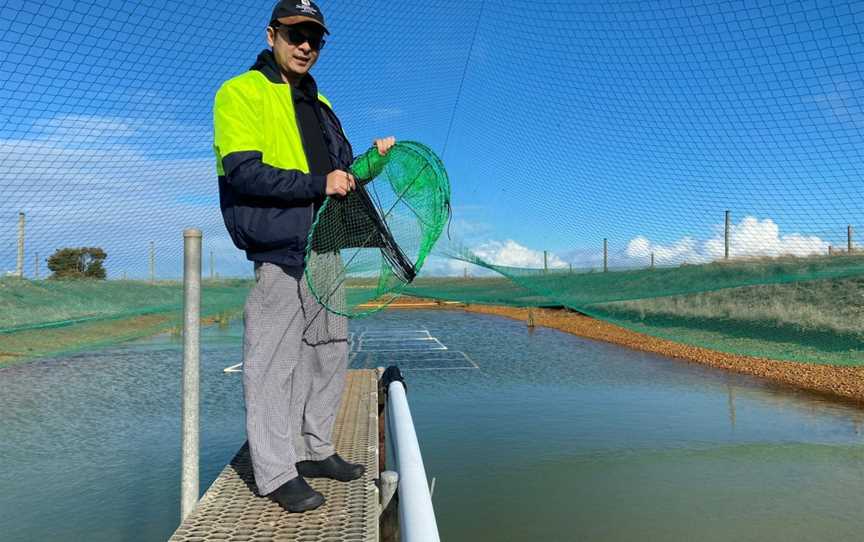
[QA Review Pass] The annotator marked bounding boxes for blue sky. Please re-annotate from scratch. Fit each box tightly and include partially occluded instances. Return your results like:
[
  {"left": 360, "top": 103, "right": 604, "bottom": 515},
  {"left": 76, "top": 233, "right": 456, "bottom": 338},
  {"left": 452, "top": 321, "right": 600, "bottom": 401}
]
[{"left": 2, "top": 0, "right": 864, "bottom": 278}]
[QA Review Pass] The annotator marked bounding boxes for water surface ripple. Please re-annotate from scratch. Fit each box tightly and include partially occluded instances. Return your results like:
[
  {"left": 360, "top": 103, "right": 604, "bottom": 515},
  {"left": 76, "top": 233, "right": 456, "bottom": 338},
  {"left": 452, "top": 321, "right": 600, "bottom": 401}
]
[{"left": 1, "top": 310, "right": 862, "bottom": 541}]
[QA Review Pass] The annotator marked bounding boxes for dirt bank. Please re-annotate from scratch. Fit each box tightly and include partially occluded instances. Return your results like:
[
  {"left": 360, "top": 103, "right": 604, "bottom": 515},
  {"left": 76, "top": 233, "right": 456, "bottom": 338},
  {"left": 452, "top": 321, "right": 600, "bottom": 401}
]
[{"left": 458, "top": 305, "right": 864, "bottom": 404}]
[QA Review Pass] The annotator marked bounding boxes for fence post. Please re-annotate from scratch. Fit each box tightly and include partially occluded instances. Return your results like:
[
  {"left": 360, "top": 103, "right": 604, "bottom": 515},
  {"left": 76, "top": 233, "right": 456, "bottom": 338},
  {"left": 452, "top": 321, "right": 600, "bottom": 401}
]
[
  {"left": 16, "top": 212, "right": 25, "bottom": 278},
  {"left": 828, "top": 245, "right": 833, "bottom": 256},
  {"left": 34, "top": 252, "right": 39, "bottom": 280},
  {"left": 848, "top": 225, "right": 853, "bottom": 254},
  {"left": 543, "top": 250, "right": 548, "bottom": 274},
  {"left": 181, "top": 229, "right": 202, "bottom": 523},
  {"left": 650, "top": 252, "right": 655, "bottom": 269},
  {"left": 724, "top": 210, "right": 731, "bottom": 260},
  {"left": 149, "top": 241, "right": 156, "bottom": 284},
  {"left": 603, "top": 239, "right": 608, "bottom": 273}
]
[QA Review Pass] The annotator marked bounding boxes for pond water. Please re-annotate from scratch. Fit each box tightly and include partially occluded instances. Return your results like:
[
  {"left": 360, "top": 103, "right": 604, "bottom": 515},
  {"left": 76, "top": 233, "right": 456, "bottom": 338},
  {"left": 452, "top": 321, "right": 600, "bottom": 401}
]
[{"left": 1, "top": 310, "right": 862, "bottom": 541}]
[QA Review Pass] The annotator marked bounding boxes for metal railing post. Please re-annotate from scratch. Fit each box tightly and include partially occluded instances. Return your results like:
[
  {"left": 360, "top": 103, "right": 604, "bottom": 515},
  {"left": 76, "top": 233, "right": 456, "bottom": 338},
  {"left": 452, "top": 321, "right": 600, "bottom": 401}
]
[
  {"left": 17, "top": 212, "right": 25, "bottom": 278},
  {"left": 385, "top": 370, "right": 440, "bottom": 542},
  {"left": 150, "top": 241, "right": 156, "bottom": 284},
  {"left": 603, "top": 238, "right": 608, "bottom": 272},
  {"left": 181, "top": 229, "right": 202, "bottom": 522}
]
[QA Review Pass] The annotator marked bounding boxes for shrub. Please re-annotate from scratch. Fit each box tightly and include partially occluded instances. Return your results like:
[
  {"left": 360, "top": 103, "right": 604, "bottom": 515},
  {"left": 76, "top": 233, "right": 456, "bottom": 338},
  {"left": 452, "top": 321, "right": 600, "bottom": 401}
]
[{"left": 47, "top": 247, "right": 107, "bottom": 279}]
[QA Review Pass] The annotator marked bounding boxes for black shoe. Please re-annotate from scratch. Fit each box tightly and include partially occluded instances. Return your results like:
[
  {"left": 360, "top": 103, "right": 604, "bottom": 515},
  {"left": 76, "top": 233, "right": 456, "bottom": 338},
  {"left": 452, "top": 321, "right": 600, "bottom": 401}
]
[
  {"left": 297, "top": 454, "right": 366, "bottom": 482},
  {"left": 267, "top": 476, "right": 325, "bottom": 513}
]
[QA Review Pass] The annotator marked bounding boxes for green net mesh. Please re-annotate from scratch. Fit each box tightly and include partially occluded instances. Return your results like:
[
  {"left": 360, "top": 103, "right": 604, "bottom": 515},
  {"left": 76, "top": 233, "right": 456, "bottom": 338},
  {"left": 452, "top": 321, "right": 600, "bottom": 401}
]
[
  {"left": 412, "top": 248, "right": 864, "bottom": 307},
  {"left": 2, "top": 1, "right": 864, "bottom": 365},
  {"left": 305, "top": 142, "right": 450, "bottom": 317},
  {"left": 0, "top": 279, "right": 248, "bottom": 364}
]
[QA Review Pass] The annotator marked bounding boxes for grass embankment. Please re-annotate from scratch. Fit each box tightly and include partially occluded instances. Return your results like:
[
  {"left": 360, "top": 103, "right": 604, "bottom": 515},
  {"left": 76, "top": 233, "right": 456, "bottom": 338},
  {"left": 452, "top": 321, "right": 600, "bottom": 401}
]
[
  {"left": 594, "top": 278, "right": 864, "bottom": 366},
  {"left": 0, "top": 278, "right": 251, "bottom": 365}
]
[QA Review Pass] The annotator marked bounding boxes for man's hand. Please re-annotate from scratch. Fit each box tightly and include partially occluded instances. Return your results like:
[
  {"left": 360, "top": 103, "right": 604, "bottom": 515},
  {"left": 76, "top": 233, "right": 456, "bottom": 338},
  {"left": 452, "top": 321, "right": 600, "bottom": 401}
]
[
  {"left": 326, "top": 169, "right": 356, "bottom": 197},
  {"left": 374, "top": 136, "right": 396, "bottom": 156}
]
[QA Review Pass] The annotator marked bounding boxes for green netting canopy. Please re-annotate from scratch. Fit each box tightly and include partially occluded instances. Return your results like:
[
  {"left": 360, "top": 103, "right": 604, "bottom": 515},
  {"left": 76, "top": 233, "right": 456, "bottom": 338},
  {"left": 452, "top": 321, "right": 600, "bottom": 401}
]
[
  {"left": 3, "top": 1, "right": 864, "bottom": 365},
  {"left": 305, "top": 141, "right": 450, "bottom": 317}
]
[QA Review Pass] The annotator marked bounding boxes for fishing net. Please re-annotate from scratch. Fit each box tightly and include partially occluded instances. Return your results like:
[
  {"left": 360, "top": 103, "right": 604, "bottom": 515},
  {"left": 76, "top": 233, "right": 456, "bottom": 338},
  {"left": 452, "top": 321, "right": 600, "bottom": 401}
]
[{"left": 305, "top": 141, "right": 450, "bottom": 317}]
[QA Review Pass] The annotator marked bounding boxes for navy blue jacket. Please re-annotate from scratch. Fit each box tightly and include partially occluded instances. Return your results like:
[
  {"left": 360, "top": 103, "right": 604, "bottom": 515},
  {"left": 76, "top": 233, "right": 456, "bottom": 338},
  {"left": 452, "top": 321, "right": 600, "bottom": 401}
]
[{"left": 217, "top": 50, "right": 354, "bottom": 266}]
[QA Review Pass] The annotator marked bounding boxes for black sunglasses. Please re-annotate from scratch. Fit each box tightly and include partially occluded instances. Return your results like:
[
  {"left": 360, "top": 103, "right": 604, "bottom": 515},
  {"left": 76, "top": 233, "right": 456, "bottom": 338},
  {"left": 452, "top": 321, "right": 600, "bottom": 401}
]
[{"left": 272, "top": 24, "right": 326, "bottom": 51}]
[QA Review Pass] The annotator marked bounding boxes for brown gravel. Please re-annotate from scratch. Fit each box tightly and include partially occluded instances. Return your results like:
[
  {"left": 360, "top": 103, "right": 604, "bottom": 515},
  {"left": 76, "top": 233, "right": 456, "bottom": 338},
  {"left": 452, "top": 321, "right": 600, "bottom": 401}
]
[{"left": 456, "top": 304, "right": 864, "bottom": 405}]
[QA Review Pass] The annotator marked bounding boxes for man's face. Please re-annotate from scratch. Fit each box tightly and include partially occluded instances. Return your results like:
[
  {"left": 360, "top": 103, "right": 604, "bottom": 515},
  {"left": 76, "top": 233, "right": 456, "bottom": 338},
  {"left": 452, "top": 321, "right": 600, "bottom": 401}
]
[{"left": 267, "top": 22, "right": 324, "bottom": 80}]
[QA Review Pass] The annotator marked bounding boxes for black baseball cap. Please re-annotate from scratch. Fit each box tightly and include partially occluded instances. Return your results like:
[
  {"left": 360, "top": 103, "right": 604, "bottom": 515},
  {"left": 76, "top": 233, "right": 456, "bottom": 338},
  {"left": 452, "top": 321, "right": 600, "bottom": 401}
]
[{"left": 270, "top": 0, "right": 329, "bottom": 34}]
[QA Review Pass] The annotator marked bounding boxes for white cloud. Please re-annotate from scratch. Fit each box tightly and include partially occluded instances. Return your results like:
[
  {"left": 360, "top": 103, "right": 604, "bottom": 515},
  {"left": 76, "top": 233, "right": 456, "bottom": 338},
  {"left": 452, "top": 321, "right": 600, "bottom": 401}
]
[
  {"left": 626, "top": 216, "right": 828, "bottom": 266},
  {"left": 20, "top": 113, "right": 210, "bottom": 152},
  {"left": 807, "top": 78, "right": 864, "bottom": 128},
  {"left": 557, "top": 246, "right": 605, "bottom": 269},
  {"left": 418, "top": 255, "right": 494, "bottom": 277},
  {"left": 0, "top": 116, "right": 249, "bottom": 279},
  {"left": 446, "top": 217, "right": 493, "bottom": 240},
  {"left": 703, "top": 216, "right": 827, "bottom": 259},
  {"left": 626, "top": 235, "right": 704, "bottom": 264},
  {"left": 472, "top": 239, "right": 567, "bottom": 269},
  {"left": 31, "top": 115, "right": 137, "bottom": 145}
]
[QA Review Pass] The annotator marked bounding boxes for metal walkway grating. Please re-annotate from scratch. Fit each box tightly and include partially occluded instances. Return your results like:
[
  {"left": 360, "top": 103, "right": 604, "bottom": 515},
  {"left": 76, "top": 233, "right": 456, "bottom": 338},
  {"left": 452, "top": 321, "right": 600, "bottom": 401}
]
[{"left": 170, "top": 370, "right": 380, "bottom": 542}]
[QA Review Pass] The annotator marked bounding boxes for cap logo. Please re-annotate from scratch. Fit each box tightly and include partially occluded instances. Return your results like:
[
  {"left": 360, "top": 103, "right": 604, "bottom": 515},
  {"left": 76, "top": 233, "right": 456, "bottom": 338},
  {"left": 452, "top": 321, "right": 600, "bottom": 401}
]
[{"left": 296, "top": 0, "right": 317, "bottom": 14}]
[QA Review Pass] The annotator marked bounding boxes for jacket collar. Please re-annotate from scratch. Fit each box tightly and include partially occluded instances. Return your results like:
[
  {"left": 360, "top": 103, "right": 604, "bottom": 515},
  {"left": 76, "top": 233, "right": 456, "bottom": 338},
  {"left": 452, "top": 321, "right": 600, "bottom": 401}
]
[{"left": 251, "top": 49, "right": 319, "bottom": 98}]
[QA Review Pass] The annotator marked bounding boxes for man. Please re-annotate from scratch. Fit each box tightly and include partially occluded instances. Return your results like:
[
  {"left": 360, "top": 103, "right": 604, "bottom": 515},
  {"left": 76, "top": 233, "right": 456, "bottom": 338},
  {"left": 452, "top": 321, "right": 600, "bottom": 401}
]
[{"left": 213, "top": 0, "right": 395, "bottom": 513}]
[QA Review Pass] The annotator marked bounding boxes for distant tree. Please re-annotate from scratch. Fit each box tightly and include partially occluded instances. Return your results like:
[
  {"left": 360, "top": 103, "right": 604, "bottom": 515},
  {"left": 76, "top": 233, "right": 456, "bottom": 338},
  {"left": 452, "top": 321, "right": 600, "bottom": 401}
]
[{"left": 47, "top": 247, "right": 107, "bottom": 279}]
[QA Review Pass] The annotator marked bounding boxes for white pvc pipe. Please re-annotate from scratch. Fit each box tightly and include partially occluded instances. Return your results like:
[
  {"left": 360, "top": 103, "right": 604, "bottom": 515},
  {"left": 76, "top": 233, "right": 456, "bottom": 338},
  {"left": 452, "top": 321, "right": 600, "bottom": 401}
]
[{"left": 387, "top": 381, "right": 440, "bottom": 542}]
